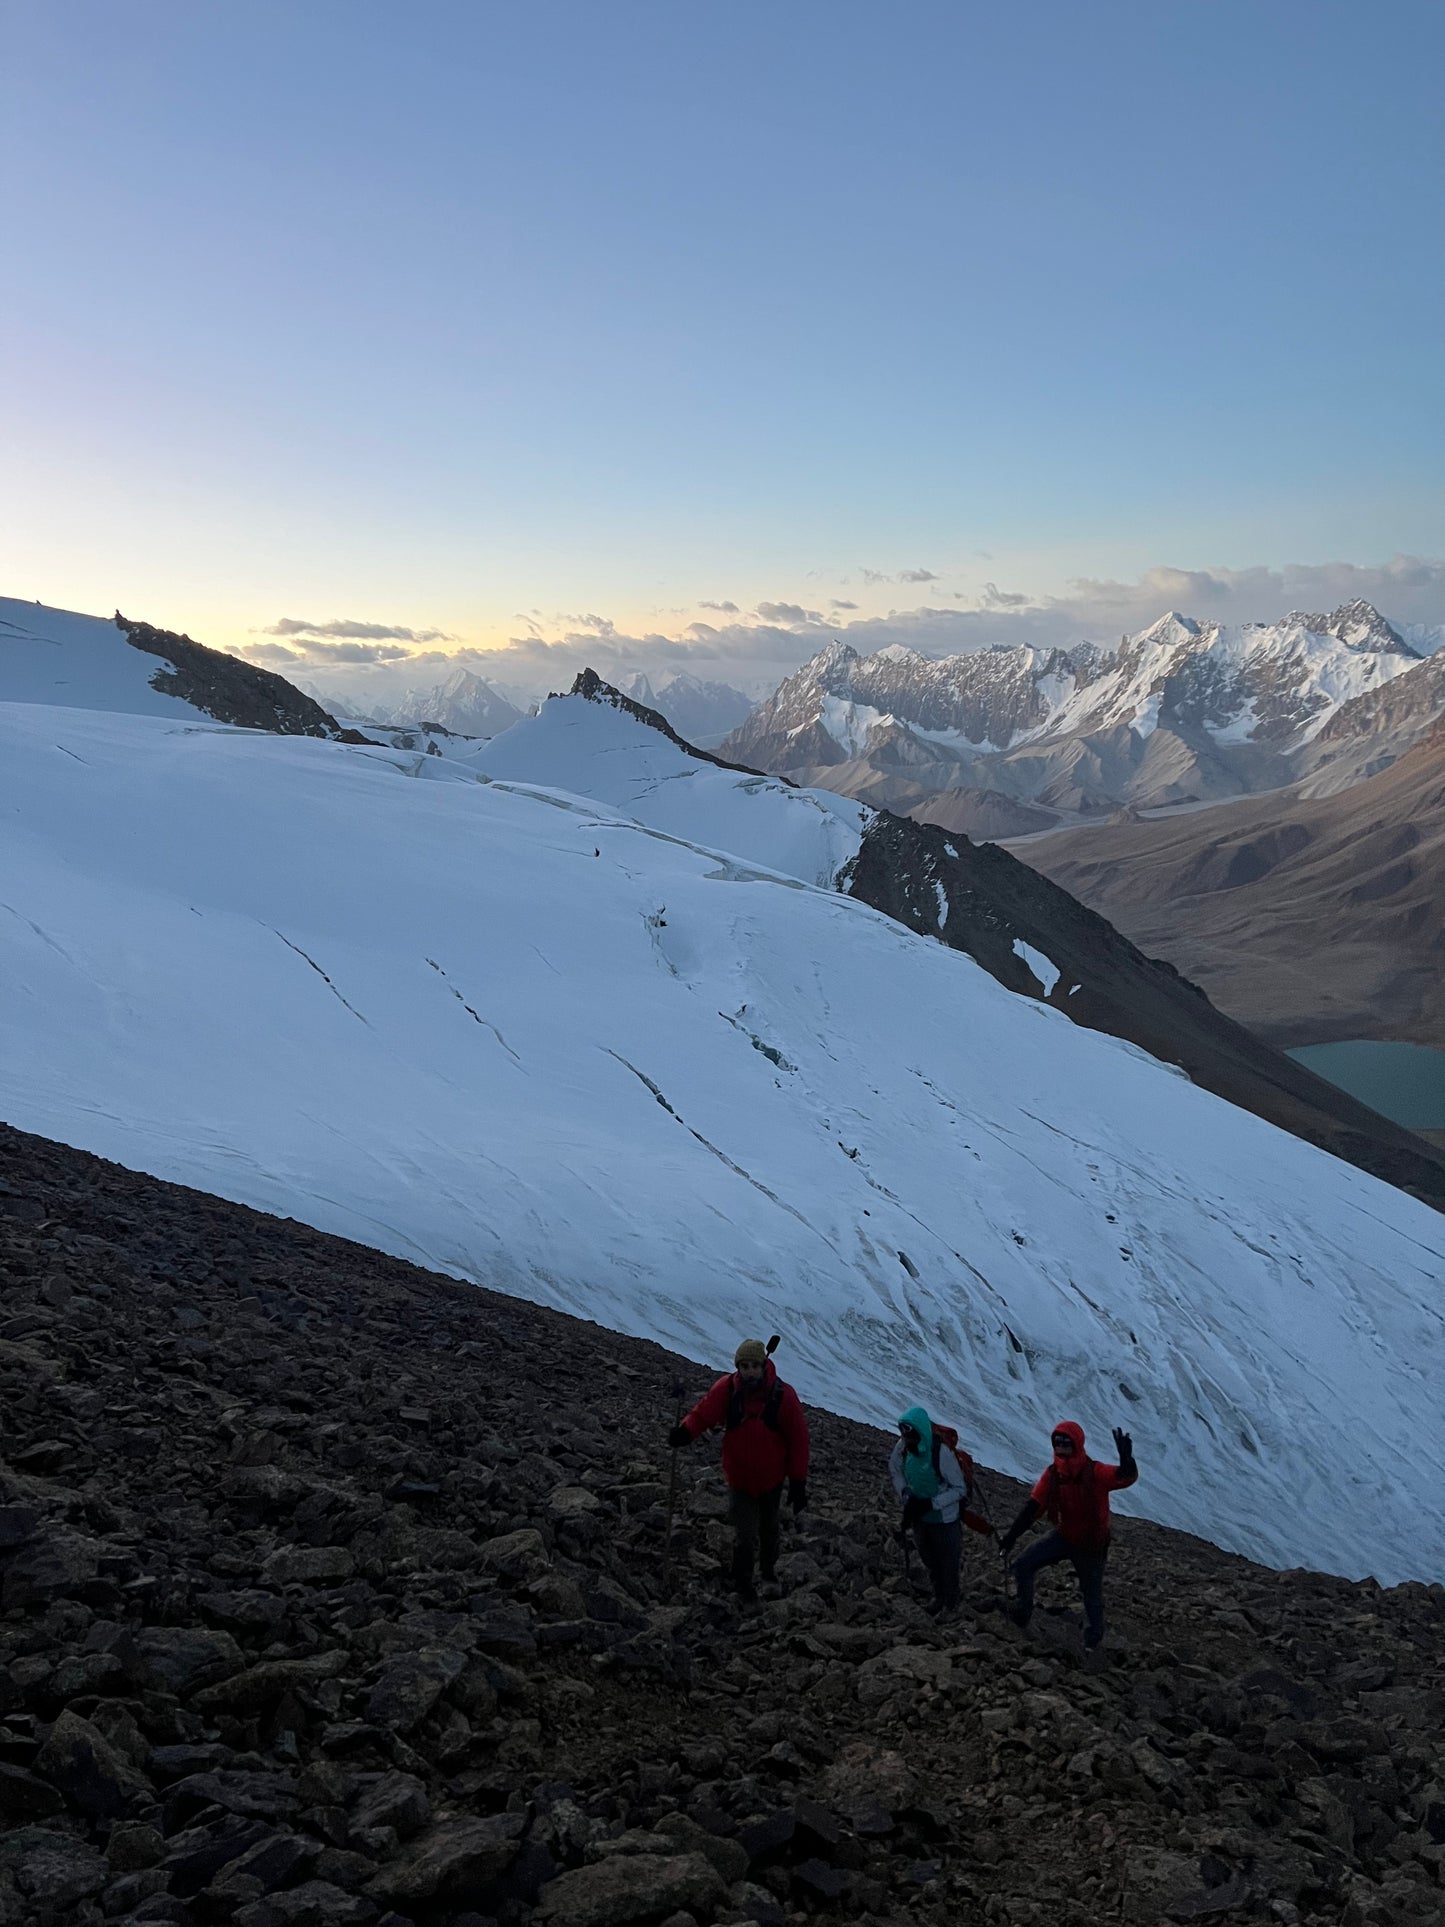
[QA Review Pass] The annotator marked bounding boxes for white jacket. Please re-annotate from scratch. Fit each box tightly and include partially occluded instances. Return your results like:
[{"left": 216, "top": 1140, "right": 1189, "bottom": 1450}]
[{"left": 889, "top": 1437, "right": 969, "bottom": 1525}]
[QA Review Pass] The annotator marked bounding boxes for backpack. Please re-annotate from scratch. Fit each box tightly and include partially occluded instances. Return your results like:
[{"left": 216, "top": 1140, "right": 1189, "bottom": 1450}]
[
  {"left": 928, "top": 1423, "right": 974, "bottom": 1491},
  {"left": 925, "top": 1426, "right": 994, "bottom": 1534},
  {"left": 726, "top": 1375, "right": 785, "bottom": 1433}
]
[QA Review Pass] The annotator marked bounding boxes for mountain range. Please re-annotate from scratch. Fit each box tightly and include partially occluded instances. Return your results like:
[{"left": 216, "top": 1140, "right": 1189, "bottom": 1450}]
[
  {"left": 722, "top": 601, "right": 1445, "bottom": 834},
  {"left": 617, "top": 671, "right": 754, "bottom": 749},
  {"left": 305, "top": 667, "right": 753, "bottom": 749},
  {"left": 311, "top": 665, "right": 526, "bottom": 738}
]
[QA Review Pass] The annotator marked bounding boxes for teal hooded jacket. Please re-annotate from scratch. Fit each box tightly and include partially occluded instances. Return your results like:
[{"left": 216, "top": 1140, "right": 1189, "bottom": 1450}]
[{"left": 889, "top": 1404, "right": 969, "bottom": 1525}]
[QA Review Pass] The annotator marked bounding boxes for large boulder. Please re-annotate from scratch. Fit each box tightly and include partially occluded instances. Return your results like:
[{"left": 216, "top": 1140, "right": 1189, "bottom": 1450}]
[
  {"left": 132, "top": 1626, "right": 246, "bottom": 1696},
  {"left": 350, "top": 1771, "right": 431, "bottom": 1839},
  {"left": 365, "top": 1648, "right": 466, "bottom": 1733},
  {"left": 35, "top": 1708, "right": 153, "bottom": 1819},
  {"left": 1, "top": 1527, "right": 101, "bottom": 1609},
  {"left": 0, "top": 1825, "right": 109, "bottom": 1910},
  {"left": 259, "top": 1545, "right": 356, "bottom": 1587},
  {"left": 534, "top": 1850, "right": 726, "bottom": 1926},
  {"left": 478, "top": 1526, "right": 551, "bottom": 1579},
  {"left": 365, "top": 1812, "right": 526, "bottom": 1907},
  {"left": 192, "top": 1651, "right": 348, "bottom": 1714}
]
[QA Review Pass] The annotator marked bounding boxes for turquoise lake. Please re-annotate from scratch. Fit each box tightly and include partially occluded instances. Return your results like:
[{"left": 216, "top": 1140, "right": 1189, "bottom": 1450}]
[{"left": 1288, "top": 1040, "right": 1445, "bottom": 1129}]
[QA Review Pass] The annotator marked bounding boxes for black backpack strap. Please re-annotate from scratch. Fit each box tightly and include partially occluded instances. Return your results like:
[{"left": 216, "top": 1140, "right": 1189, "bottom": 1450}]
[{"left": 727, "top": 1377, "right": 786, "bottom": 1432}]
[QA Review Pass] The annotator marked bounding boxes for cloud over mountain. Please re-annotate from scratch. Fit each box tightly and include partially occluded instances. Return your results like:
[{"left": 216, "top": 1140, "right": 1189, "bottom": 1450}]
[
  {"left": 228, "top": 556, "right": 1445, "bottom": 707},
  {"left": 263, "top": 616, "right": 460, "bottom": 644}
]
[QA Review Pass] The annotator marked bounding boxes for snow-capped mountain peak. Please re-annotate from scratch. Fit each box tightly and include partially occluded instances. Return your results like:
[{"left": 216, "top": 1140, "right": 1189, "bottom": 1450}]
[
  {"left": 1286, "top": 597, "right": 1415, "bottom": 656},
  {"left": 724, "top": 600, "right": 1432, "bottom": 816},
  {"left": 383, "top": 669, "right": 523, "bottom": 737},
  {"left": 1132, "top": 609, "right": 1201, "bottom": 647}
]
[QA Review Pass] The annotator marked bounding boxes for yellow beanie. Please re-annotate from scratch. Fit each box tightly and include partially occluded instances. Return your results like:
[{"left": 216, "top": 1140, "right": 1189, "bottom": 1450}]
[{"left": 734, "top": 1338, "right": 769, "bottom": 1367}]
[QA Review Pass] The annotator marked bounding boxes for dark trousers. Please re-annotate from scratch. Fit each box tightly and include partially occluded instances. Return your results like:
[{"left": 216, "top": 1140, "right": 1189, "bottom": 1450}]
[
  {"left": 729, "top": 1485, "right": 783, "bottom": 1589},
  {"left": 1013, "top": 1531, "right": 1108, "bottom": 1646},
  {"left": 913, "top": 1517, "right": 962, "bottom": 1609}
]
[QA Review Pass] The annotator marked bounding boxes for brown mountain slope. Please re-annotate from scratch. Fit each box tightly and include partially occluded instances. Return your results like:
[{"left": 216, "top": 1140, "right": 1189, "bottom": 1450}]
[
  {"left": 1005, "top": 721, "right": 1445, "bottom": 1050},
  {"left": 908, "top": 787, "right": 1060, "bottom": 839}
]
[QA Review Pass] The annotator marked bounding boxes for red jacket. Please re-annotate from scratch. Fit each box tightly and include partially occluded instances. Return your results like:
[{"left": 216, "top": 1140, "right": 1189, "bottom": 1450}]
[
  {"left": 682, "top": 1361, "right": 810, "bottom": 1497},
  {"left": 1029, "top": 1421, "right": 1136, "bottom": 1552}
]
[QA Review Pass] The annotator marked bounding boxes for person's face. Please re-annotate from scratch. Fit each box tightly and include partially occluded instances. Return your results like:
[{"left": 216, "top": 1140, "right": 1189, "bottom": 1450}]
[
  {"left": 899, "top": 1424, "right": 920, "bottom": 1451},
  {"left": 1051, "top": 1432, "right": 1076, "bottom": 1458},
  {"left": 737, "top": 1360, "right": 766, "bottom": 1387}
]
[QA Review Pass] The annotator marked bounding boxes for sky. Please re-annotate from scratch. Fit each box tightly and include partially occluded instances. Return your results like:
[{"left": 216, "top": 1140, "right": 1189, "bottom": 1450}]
[{"left": 3, "top": 1, "right": 1443, "bottom": 700}]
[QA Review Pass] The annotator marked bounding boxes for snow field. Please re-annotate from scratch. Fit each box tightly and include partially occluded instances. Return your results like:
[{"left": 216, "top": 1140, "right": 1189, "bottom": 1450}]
[{"left": 1, "top": 700, "right": 1442, "bottom": 1584}]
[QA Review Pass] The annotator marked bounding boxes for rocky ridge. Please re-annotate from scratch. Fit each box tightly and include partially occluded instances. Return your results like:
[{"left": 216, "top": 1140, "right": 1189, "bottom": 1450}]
[
  {"left": 114, "top": 621, "right": 346, "bottom": 740},
  {"left": 1, "top": 1120, "right": 1443, "bottom": 1927}
]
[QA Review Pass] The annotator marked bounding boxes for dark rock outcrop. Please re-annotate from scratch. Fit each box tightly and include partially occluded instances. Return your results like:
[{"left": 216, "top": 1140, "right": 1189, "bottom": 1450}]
[{"left": 115, "top": 615, "right": 343, "bottom": 736}]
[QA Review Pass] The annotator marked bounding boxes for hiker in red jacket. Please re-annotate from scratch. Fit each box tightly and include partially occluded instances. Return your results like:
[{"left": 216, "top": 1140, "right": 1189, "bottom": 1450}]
[
  {"left": 998, "top": 1420, "right": 1138, "bottom": 1649},
  {"left": 669, "top": 1338, "right": 810, "bottom": 1602}
]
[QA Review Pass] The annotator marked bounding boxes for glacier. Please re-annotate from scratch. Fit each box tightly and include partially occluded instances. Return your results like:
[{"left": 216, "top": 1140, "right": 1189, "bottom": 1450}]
[{"left": 1, "top": 690, "right": 1442, "bottom": 1585}]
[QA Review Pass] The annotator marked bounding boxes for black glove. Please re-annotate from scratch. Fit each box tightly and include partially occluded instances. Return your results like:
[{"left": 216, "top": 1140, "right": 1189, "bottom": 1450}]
[
  {"left": 667, "top": 1424, "right": 691, "bottom": 1449},
  {"left": 901, "top": 1494, "right": 929, "bottom": 1527},
  {"left": 1112, "top": 1427, "right": 1134, "bottom": 1463},
  {"left": 998, "top": 1527, "right": 1019, "bottom": 1556},
  {"left": 788, "top": 1478, "right": 808, "bottom": 1514}
]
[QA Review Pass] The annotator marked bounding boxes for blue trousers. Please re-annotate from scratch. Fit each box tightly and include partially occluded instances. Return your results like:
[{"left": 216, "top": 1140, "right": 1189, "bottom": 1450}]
[{"left": 1012, "top": 1531, "right": 1108, "bottom": 1646}]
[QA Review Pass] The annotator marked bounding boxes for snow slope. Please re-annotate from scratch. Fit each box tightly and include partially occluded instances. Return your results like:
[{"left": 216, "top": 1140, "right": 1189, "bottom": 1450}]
[
  {"left": 477, "top": 694, "right": 869, "bottom": 888},
  {"left": 0, "top": 596, "right": 220, "bottom": 722},
  {"left": 2, "top": 700, "right": 1443, "bottom": 1584}
]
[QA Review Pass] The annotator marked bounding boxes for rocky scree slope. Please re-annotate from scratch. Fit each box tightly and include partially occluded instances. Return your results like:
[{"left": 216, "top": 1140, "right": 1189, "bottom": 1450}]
[{"left": 1, "top": 1123, "right": 1443, "bottom": 1927}]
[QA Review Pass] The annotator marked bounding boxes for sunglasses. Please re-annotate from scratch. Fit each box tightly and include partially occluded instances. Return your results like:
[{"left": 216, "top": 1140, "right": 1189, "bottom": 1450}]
[{"left": 1051, "top": 1437, "right": 1076, "bottom": 1452}]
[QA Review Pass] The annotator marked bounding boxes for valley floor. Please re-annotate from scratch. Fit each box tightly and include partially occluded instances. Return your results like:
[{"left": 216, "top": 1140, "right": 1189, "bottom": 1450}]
[{"left": 1, "top": 1120, "right": 1442, "bottom": 1927}]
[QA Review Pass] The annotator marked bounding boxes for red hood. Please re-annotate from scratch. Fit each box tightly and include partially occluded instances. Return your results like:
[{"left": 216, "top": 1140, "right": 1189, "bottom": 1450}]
[{"left": 1052, "top": 1419, "right": 1087, "bottom": 1477}]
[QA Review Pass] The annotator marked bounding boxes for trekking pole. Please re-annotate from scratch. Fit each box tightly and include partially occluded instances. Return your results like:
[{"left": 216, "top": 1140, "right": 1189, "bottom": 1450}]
[
  {"left": 662, "top": 1375, "right": 686, "bottom": 1585},
  {"left": 972, "top": 1465, "right": 1000, "bottom": 1531},
  {"left": 970, "top": 1465, "right": 1012, "bottom": 1603}
]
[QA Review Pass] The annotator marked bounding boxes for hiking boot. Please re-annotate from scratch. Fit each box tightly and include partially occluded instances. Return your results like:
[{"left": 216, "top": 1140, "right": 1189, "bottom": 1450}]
[
  {"left": 1004, "top": 1601, "right": 1030, "bottom": 1629},
  {"left": 733, "top": 1577, "right": 758, "bottom": 1605}
]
